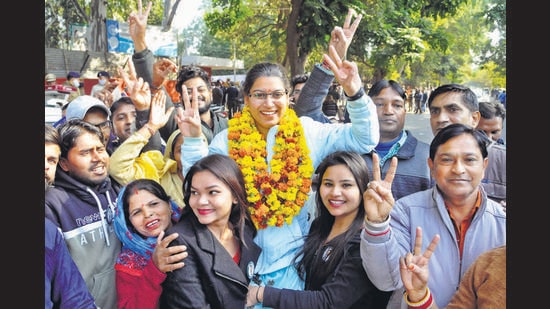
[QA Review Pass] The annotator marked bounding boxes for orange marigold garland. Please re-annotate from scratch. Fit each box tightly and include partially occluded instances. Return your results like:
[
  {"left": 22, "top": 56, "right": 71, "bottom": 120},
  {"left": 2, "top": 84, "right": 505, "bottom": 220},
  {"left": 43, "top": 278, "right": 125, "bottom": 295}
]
[{"left": 228, "top": 106, "right": 314, "bottom": 229}]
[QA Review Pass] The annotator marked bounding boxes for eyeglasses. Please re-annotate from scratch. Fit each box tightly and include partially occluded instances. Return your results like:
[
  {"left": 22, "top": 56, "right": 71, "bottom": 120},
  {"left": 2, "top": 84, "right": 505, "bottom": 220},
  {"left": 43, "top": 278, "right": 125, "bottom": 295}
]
[
  {"left": 248, "top": 90, "right": 288, "bottom": 100},
  {"left": 93, "top": 120, "right": 111, "bottom": 131}
]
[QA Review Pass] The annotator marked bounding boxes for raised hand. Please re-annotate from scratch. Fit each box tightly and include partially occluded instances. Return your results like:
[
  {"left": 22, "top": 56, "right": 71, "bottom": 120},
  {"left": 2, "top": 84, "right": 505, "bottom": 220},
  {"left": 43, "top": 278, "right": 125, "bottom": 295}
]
[
  {"left": 363, "top": 153, "right": 398, "bottom": 223},
  {"left": 151, "top": 230, "right": 188, "bottom": 273},
  {"left": 152, "top": 58, "right": 178, "bottom": 90},
  {"left": 399, "top": 227, "right": 440, "bottom": 302},
  {"left": 118, "top": 61, "right": 152, "bottom": 111},
  {"left": 147, "top": 90, "right": 174, "bottom": 131},
  {"left": 128, "top": 0, "right": 151, "bottom": 51},
  {"left": 174, "top": 85, "right": 202, "bottom": 138},
  {"left": 93, "top": 79, "right": 121, "bottom": 107},
  {"left": 125, "top": 77, "right": 151, "bottom": 111},
  {"left": 323, "top": 46, "right": 361, "bottom": 96},
  {"left": 329, "top": 8, "right": 362, "bottom": 60}
]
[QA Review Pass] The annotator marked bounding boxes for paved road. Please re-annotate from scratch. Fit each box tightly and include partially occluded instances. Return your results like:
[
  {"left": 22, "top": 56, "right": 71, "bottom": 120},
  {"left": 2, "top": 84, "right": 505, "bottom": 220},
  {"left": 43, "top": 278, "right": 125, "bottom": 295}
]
[
  {"left": 404, "top": 111, "right": 507, "bottom": 145},
  {"left": 404, "top": 111, "right": 433, "bottom": 144}
]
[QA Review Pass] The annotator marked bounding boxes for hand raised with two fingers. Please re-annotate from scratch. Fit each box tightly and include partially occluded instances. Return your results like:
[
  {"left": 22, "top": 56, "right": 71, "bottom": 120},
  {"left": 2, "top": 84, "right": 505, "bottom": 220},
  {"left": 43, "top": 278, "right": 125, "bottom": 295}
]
[{"left": 363, "top": 153, "right": 398, "bottom": 223}]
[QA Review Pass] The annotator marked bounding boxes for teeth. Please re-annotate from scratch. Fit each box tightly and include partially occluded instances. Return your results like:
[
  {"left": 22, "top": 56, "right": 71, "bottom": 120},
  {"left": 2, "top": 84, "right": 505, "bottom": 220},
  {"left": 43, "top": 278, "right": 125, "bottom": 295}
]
[{"left": 146, "top": 219, "right": 159, "bottom": 227}]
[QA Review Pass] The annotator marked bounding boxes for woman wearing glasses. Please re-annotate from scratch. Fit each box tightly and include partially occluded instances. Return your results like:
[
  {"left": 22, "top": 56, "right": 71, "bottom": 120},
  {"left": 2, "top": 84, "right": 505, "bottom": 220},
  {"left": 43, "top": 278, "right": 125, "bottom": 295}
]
[{"left": 173, "top": 14, "right": 378, "bottom": 309}]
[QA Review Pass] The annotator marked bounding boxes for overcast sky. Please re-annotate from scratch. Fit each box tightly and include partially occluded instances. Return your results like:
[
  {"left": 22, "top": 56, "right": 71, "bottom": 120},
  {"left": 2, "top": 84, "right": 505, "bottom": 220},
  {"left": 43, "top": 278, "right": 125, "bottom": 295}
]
[{"left": 173, "top": 1, "right": 204, "bottom": 31}]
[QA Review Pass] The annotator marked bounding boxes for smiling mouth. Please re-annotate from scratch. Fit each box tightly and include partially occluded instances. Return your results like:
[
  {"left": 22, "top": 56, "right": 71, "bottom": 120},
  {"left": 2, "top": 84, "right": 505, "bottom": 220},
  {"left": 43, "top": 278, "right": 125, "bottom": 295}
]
[{"left": 146, "top": 219, "right": 160, "bottom": 228}]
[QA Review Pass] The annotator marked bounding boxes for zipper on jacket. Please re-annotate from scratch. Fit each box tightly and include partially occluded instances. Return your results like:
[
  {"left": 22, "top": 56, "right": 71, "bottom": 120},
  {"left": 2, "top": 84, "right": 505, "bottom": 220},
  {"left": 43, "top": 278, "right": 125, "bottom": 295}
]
[{"left": 215, "top": 271, "right": 248, "bottom": 289}]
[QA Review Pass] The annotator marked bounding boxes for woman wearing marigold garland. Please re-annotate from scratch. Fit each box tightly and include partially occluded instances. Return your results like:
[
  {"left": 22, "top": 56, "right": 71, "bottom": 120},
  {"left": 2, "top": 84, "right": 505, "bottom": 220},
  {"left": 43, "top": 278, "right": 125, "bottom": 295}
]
[{"left": 174, "top": 15, "right": 378, "bottom": 309}]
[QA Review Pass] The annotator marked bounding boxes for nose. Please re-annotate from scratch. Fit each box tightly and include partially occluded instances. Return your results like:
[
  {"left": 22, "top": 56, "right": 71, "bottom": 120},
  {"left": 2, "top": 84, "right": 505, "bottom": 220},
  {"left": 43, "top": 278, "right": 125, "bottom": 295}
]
[
  {"left": 382, "top": 104, "right": 393, "bottom": 114},
  {"left": 451, "top": 160, "right": 466, "bottom": 174},
  {"left": 329, "top": 185, "right": 343, "bottom": 196},
  {"left": 143, "top": 207, "right": 154, "bottom": 218},
  {"left": 264, "top": 95, "right": 276, "bottom": 105},
  {"left": 197, "top": 193, "right": 209, "bottom": 205}
]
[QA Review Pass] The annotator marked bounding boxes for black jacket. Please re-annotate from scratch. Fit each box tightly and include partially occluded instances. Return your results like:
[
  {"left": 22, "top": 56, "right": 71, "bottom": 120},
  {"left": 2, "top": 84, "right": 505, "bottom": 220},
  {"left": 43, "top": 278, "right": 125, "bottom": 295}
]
[
  {"left": 262, "top": 232, "right": 392, "bottom": 309},
  {"left": 160, "top": 212, "right": 261, "bottom": 308}
]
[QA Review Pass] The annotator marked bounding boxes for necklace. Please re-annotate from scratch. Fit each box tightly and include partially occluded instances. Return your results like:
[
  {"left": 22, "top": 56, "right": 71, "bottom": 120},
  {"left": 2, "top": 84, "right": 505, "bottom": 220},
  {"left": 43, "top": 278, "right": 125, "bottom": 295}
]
[{"left": 228, "top": 106, "right": 314, "bottom": 229}]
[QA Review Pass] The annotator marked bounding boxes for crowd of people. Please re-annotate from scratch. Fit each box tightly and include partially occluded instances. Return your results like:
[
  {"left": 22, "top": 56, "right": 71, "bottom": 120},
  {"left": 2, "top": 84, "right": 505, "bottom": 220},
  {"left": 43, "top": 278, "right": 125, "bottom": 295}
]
[{"left": 44, "top": 1, "right": 507, "bottom": 308}]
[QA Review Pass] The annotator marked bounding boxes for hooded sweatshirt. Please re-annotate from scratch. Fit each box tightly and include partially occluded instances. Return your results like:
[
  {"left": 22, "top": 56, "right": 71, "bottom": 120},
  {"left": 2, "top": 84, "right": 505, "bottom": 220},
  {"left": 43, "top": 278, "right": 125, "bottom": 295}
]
[{"left": 45, "top": 168, "right": 121, "bottom": 309}]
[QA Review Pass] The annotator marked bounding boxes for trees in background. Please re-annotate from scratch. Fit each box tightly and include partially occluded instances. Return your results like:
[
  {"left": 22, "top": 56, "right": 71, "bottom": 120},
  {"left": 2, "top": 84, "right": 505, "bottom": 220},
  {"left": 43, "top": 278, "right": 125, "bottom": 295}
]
[{"left": 44, "top": 0, "right": 506, "bottom": 88}]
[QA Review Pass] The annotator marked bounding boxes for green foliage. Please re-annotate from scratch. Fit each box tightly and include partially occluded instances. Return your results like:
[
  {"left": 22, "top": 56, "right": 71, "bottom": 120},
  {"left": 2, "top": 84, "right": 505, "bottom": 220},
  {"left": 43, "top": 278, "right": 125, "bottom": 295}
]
[
  {"left": 45, "top": 0, "right": 505, "bottom": 88},
  {"left": 45, "top": 0, "right": 166, "bottom": 49}
]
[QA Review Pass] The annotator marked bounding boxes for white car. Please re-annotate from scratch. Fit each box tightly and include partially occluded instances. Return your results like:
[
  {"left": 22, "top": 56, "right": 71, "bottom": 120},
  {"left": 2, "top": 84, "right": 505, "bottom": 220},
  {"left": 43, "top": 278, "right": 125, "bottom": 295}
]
[
  {"left": 45, "top": 85, "right": 74, "bottom": 125},
  {"left": 45, "top": 98, "right": 65, "bottom": 125}
]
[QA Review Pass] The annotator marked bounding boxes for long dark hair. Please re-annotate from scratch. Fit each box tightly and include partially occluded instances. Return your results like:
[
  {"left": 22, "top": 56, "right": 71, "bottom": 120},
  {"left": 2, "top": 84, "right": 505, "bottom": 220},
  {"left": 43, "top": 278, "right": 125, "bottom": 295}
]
[
  {"left": 295, "top": 151, "right": 370, "bottom": 282},
  {"left": 182, "top": 154, "right": 257, "bottom": 247}
]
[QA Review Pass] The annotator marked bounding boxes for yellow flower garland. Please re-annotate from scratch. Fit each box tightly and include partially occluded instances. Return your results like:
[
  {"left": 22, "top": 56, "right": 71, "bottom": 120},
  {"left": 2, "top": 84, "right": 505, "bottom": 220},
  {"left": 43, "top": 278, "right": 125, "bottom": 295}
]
[{"left": 228, "top": 106, "right": 314, "bottom": 229}]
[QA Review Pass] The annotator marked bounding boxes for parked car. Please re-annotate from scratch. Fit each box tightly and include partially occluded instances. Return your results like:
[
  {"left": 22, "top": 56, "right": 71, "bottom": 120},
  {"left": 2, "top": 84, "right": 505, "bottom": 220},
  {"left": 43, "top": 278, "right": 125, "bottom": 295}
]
[
  {"left": 45, "top": 98, "right": 65, "bottom": 125},
  {"left": 45, "top": 85, "right": 73, "bottom": 124}
]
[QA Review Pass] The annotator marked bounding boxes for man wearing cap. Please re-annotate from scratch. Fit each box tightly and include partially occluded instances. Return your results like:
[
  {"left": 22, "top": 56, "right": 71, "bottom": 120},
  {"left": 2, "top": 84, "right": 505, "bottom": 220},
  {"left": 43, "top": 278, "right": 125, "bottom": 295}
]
[
  {"left": 66, "top": 95, "right": 113, "bottom": 150},
  {"left": 91, "top": 71, "right": 111, "bottom": 98},
  {"left": 64, "top": 71, "right": 82, "bottom": 103},
  {"left": 45, "top": 73, "right": 57, "bottom": 86}
]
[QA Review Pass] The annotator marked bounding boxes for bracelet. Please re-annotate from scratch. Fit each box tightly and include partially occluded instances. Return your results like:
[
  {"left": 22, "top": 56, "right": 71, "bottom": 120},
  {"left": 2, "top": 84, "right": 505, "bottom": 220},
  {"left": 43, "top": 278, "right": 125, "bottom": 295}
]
[
  {"left": 345, "top": 86, "right": 365, "bottom": 101},
  {"left": 143, "top": 124, "right": 156, "bottom": 136},
  {"left": 255, "top": 286, "right": 262, "bottom": 303},
  {"left": 404, "top": 287, "right": 433, "bottom": 309}
]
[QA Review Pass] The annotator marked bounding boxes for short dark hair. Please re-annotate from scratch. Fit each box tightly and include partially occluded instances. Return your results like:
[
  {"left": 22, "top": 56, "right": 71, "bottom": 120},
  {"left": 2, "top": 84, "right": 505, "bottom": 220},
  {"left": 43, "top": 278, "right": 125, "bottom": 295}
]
[
  {"left": 57, "top": 119, "right": 104, "bottom": 159},
  {"left": 110, "top": 96, "right": 135, "bottom": 114},
  {"left": 367, "top": 79, "right": 406, "bottom": 100},
  {"left": 291, "top": 74, "right": 309, "bottom": 88},
  {"left": 429, "top": 123, "right": 488, "bottom": 160},
  {"left": 479, "top": 101, "right": 506, "bottom": 121},
  {"left": 428, "top": 84, "right": 478, "bottom": 112},
  {"left": 175, "top": 65, "right": 211, "bottom": 95}
]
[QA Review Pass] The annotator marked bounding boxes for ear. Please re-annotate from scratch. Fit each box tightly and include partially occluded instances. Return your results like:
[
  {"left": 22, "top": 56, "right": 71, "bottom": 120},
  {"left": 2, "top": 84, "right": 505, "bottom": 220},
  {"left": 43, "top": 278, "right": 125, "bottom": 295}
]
[
  {"left": 427, "top": 158, "right": 434, "bottom": 178},
  {"left": 482, "top": 157, "right": 489, "bottom": 170},
  {"left": 58, "top": 157, "right": 70, "bottom": 172},
  {"left": 471, "top": 111, "right": 481, "bottom": 128}
]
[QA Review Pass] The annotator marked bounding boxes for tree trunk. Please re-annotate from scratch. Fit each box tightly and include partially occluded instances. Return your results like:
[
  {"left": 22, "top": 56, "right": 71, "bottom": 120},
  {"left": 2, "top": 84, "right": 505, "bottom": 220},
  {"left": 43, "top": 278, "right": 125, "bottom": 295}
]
[
  {"left": 163, "top": 0, "right": 181, "bottom": 32},
  {"left": 89, "top": 0, "right": 108, "bottom": 52},
  {"left": 286, "top": 0, "right": 305, "bottom": 77},
  {"left": 371, "top": 67, "right": 386, "bottom": 85}
]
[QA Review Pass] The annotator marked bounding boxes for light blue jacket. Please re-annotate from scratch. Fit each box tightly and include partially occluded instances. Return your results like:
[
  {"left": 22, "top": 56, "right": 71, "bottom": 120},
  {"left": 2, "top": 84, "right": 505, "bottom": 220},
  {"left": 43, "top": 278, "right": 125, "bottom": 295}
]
[
  {"left": 360, "top": 186, "right": 506, "bottom": 308},
  {"left": 181, "top": 94, "right": 379, "bottom": 277}
]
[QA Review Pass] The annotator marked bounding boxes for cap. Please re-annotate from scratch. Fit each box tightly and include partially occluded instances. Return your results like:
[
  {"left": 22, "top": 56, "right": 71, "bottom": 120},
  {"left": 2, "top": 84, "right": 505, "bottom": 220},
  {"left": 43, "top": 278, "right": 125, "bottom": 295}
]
[
  {"left": 97, "top": 71, "right": 110, "bottom": 78},
  {"left": 66, "top": 95, "right": 111, "bottom": 121},
  {"left": 67, "top": 71, "right": 80, "bottom": 79},
  {"left": 45, "top": 73, "right": 56, "bottom": 82}
]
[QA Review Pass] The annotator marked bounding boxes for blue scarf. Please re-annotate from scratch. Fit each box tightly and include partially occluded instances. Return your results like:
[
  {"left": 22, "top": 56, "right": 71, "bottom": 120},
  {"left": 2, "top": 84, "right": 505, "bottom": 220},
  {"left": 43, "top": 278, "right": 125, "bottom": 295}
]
[{"left": 114, "top": 186, "right": 181, "bottom": 270}]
